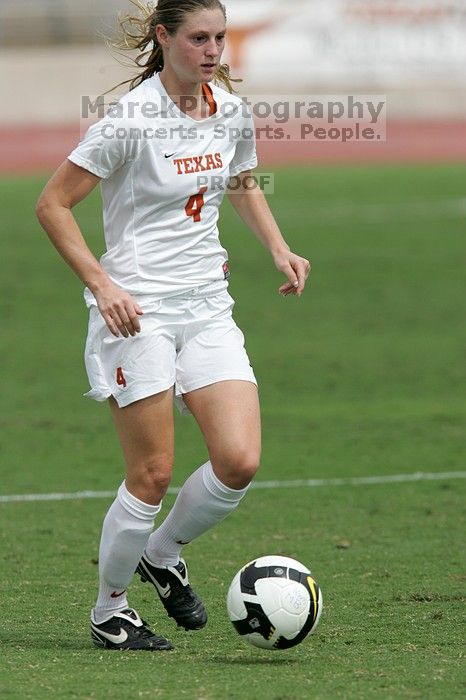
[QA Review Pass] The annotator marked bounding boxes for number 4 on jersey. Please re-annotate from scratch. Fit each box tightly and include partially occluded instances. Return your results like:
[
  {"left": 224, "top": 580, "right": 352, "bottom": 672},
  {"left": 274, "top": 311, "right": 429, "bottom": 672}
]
[
  {"left": 185, "top": 187, "right": 207, "bottom": 223},
  {"left": 116, "top": 367, "right": 127, "bottom": 388}
]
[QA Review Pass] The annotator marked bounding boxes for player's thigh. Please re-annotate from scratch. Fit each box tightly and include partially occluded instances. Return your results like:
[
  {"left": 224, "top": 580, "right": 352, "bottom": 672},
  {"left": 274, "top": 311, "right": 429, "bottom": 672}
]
[
  {"left": 182, "top": 380, "right": 261, "bottom": 487},
  {"left": 109, "top": 390, "right": 175, "bottom": 503}
]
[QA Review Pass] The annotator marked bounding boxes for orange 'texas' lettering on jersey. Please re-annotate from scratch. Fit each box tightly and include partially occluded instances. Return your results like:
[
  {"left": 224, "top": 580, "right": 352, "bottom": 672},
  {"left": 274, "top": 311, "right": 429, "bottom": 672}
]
[{"left": 174, "top": 153, "right": 223, "bottom": 175}]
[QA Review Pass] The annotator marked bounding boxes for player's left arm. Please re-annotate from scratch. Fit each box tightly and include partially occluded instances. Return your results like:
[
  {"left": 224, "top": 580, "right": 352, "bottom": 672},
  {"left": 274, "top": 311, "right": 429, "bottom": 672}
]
[{"left": 227, "top": 171, "right": 311, "bottom": 296}]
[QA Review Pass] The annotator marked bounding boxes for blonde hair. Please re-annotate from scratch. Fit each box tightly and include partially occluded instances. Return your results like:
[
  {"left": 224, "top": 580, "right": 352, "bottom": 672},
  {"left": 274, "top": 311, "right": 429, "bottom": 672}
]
[{"left": 108, "top": 0, "right": 240, "bottom": 93}]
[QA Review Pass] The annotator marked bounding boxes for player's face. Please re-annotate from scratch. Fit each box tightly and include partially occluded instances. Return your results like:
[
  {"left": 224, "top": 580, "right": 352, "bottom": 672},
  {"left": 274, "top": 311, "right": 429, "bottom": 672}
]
[{"left": 164, "top": 8, "right": 226, "bottom": 84}]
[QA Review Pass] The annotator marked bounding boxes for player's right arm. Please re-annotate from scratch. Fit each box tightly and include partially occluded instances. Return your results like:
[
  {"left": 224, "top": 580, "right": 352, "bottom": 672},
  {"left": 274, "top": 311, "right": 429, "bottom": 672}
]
[{"left": 36, "top": 159, "right": 143, "bottom": 338}]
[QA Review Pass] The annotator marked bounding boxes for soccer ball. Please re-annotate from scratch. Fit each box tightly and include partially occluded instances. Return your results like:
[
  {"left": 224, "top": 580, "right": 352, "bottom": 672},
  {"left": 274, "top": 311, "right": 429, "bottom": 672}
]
[{"left": 226, "top": 555, "right": 323, "bottom": 650}]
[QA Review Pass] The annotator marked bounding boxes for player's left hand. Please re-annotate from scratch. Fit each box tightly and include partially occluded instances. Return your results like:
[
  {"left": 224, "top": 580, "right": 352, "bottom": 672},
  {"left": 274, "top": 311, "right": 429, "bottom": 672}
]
[{"left": 273, "top": 250, "right": 311, "bottom": 297}]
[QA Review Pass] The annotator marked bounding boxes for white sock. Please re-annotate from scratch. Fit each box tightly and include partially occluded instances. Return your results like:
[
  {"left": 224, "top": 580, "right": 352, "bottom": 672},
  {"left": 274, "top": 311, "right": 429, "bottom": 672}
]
[
  {"left": 93, "top": 481, "right": 161, "bottom": 624},
  {"left": 145, "top": 461, "right": 249, "bottom": 567}
]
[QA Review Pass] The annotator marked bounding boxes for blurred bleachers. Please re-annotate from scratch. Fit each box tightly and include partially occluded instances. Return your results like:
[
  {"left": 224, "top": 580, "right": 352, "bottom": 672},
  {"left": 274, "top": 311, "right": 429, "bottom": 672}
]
[
  {"left": 0, "top": 0, "right": 124, "bottom": 45},
  {"left": 1, "top": 0, "right": 465, "bottom": 169},
  {"left": 1, "top": 0, "right": 466, "bottom": 121}
]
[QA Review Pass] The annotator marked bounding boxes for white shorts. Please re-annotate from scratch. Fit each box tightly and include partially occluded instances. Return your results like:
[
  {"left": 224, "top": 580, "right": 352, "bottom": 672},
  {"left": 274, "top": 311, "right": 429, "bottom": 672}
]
[{"left": 83, "top": 288, "right": 257, "bottom": 415}]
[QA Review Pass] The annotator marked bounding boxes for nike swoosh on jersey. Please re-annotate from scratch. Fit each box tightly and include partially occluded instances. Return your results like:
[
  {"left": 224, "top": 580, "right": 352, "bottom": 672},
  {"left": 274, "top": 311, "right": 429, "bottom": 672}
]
[
  {"left": 152, "top": 579, "right": 171, "bottom": 599},
  {"left": 94, "top": 627, "right": 128, "bottom": 645},
  {"left": 164, "top": 153, "right": 175, "bottom": 158}
]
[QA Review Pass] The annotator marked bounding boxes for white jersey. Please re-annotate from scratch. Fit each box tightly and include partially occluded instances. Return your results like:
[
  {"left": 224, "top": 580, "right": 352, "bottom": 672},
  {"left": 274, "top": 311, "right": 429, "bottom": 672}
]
[{"left": 68, "top": 73, "right": 257, "bottom": 307}]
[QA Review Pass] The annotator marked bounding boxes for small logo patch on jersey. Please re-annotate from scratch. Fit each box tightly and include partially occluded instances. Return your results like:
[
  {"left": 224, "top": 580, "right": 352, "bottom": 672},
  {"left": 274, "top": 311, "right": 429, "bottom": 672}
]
[
  {"left": 223, "top": 262, "right": 230, "bottom": 280},
  {"left": 164, "top": 152, "right": 176, "bottom": 158}
]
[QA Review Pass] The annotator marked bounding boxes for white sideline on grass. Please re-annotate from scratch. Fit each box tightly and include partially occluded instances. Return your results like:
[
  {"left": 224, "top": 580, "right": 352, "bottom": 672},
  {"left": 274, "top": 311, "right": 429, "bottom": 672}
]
[
  {"left": 1, "top": 470, "right": 465, "bottom": 504},
  {"left": 308, "top": 197, "right": 466, "bottom": 220}
]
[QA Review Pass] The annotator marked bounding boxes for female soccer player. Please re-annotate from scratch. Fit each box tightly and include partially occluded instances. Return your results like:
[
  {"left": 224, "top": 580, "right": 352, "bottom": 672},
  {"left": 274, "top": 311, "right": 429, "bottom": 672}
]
[{"left": 36, "top": 0, "right": 310, "bottom": 651}]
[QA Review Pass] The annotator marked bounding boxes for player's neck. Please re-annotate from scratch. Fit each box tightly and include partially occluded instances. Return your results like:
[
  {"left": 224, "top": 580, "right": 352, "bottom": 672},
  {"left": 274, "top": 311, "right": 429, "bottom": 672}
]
[
  {"left": 159, "top": 68, "right": 212, "bottom": 120},
  {"left": 159, "top": 68, "right": 203, "bottom": 104}
]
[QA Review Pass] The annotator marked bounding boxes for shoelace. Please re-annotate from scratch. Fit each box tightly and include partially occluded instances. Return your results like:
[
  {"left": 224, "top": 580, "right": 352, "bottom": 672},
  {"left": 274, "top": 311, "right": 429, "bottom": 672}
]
[
  {"left": 169, "top": 584, "right": 198, "bottom": 609},
  {"left": 138, "top": 620, "right": 159, "bottom": 638}
]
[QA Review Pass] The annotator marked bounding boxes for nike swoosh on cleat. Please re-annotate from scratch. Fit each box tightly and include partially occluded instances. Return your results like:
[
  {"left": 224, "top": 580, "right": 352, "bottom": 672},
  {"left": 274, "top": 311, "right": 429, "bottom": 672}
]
[
  {"left": 152, "top": 579, "right": 171, "bottom": 599},
  {"left": 94, "top": 627, "right": 128, "bottom": 644},
  {"left": 110, "top": 590, "right": 126, "bottom": 598}
]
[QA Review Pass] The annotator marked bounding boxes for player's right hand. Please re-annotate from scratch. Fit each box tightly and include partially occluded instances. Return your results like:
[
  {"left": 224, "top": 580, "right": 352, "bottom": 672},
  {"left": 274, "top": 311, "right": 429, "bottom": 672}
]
[{"left": 94, "top": 283, "right": 144, "bottom": 338}]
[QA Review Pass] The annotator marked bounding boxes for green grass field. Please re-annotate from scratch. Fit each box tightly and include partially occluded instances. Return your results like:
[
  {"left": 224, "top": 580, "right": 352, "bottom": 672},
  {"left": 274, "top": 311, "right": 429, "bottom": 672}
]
[{"left": 1, "top": 165, "right": 465, "bottom": 699}]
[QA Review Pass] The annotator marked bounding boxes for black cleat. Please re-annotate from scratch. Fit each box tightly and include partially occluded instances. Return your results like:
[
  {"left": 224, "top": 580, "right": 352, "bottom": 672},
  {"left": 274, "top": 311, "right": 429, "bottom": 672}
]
[
  {"left": 90, "top": 608, "right": 173, "bottom": 651},
  {"left": 136, "top": 556, "right": 207, "bottom": 631}
]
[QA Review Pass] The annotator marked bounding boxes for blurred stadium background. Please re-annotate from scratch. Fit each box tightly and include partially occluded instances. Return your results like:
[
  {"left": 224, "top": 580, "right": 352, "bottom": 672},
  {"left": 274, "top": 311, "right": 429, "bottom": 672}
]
[
  {"left": 1, "top": 0, "right": 466, "bottom": 171},
  {"left": 2, "top": 4, "right": 466, "bottom": 696}
]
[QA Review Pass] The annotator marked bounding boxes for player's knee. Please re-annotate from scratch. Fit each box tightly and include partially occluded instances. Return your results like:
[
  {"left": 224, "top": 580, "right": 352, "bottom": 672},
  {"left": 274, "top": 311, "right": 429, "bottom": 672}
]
[
  {"left": 214, "top": 447, "right": 261, "bottom": 489},
  {"left": 239, "top": 450, "right": 261, "bottom": 483},
  {"left": 131, "top": 455, "right": 173, "bottom": 502}
]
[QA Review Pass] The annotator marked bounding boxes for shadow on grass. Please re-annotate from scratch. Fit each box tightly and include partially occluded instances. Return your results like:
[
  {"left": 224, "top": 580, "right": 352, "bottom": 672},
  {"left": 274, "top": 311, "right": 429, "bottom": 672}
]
[
  {"left": 204, "top": 654, "right": 300, "bottom": 666},
  {"left": 1, "top": 636, "right": 301, "bottom": 665},
  {"left": 0, "top": 633, "right": 93, "bottom": 652}
]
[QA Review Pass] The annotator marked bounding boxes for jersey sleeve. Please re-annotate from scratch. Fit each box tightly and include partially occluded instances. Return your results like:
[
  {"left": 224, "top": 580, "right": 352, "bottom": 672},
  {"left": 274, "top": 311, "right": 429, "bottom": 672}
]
[
  {"left": 229, "top": 105, "right": 258, "bottom": 177},
  {"left": 68, "top": 116, "right": 143, "bottom": 179}
]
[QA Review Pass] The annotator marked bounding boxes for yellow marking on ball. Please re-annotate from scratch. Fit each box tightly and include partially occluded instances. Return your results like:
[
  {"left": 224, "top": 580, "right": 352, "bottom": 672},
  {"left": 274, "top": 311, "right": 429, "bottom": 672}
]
[{"left": 307, "top": 576, "right": 318, "bottom": 620}]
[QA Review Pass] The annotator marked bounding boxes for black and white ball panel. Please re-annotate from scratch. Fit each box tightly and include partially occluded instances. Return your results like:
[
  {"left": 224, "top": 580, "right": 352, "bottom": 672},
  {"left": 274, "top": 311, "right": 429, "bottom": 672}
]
[{"left": 227, "top": 556, "right": 323, "bottom": 650}]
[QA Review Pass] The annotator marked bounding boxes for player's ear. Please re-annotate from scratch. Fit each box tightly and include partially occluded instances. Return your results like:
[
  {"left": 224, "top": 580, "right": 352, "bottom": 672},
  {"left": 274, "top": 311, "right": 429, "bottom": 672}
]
[{"left": 155, "top": 24, "right": 170, "bottom": 49}]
